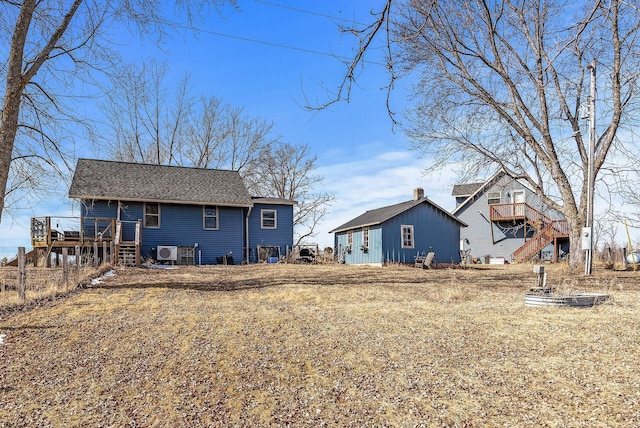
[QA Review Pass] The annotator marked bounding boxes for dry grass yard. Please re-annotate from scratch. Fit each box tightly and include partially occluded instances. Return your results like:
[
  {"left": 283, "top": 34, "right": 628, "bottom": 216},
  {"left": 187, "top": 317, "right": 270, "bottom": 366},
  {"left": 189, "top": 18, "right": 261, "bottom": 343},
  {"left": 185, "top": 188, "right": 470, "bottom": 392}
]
[{"left": 0, "top": 263, "right": 639, "bottom": 427}]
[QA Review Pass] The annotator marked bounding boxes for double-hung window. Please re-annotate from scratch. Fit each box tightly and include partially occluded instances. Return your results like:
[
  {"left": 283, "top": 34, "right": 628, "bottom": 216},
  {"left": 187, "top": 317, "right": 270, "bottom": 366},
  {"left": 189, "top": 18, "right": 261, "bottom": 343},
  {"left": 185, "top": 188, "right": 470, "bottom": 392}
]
[
  {"left": 203, "top": 206, "right": 218, "bottom": 230},
  {"left": 261, "top": 209, "right": 277, "bottom": 229},
  {"left": 401, "top": 225, "right": 414, "bottom": 249},
  {"left": 144, "top": 202, "right": 160, "bottom": 228}
]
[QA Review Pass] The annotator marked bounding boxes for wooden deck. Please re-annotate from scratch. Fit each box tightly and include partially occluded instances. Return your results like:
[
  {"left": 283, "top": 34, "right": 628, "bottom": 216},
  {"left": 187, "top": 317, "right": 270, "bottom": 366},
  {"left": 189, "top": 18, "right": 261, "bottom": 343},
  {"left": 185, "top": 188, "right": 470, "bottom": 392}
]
[
  {"left": 489, "top": 203, "right": 569, "bottom": 263},
  {"left": 28, "top": 217, "right": 141, "bottom": 267}
]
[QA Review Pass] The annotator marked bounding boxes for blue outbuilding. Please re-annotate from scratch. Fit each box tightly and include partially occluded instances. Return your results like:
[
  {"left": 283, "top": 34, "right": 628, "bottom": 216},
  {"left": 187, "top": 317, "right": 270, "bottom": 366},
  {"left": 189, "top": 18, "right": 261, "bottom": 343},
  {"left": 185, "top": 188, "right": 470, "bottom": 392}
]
[{"left": 329, "top": 188, "right": 467, "bottom": 266}]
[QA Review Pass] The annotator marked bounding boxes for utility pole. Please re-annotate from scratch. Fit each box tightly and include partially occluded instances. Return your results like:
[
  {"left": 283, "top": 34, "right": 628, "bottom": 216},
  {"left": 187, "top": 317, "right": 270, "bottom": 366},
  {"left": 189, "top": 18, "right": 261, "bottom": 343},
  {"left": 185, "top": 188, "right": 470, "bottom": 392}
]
[{"left": 585, "top": 60, "right": 596, "bottom": 276}]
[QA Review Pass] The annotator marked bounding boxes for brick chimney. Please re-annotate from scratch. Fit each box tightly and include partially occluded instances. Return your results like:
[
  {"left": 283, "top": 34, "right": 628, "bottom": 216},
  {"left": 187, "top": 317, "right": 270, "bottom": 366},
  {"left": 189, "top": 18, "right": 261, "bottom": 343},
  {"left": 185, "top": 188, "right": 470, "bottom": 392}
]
[{"left": 414, "top": 187, "right": 425, "bottom": 200}]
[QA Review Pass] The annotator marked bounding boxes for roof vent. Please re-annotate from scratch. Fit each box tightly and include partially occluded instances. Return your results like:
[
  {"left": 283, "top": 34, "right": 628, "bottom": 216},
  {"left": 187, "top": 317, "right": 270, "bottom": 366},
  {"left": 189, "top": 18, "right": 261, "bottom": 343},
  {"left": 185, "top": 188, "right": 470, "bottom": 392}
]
[{"left": 414, "top": 187, "right": 425, "bottom": 200}]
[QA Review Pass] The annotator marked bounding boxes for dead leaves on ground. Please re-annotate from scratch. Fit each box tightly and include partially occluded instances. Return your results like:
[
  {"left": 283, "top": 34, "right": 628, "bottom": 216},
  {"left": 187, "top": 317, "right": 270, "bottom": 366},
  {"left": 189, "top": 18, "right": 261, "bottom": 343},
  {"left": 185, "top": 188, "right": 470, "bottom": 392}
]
[{"left": 1, "top": 264, "right": 639, "bottom": 426}]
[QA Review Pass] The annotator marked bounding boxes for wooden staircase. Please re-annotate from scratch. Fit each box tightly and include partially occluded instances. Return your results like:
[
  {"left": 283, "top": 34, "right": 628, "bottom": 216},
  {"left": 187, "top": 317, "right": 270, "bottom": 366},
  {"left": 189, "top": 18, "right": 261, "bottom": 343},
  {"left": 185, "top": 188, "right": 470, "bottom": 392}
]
[
  {"left": 114, "top": 220, "right": 142, "bottom": 267},
  {"left": 490, "top": 203, "right": 569, "bottom": 263},
  {"left": 512, "top": 220, "right": 569, "bottom": 262}
]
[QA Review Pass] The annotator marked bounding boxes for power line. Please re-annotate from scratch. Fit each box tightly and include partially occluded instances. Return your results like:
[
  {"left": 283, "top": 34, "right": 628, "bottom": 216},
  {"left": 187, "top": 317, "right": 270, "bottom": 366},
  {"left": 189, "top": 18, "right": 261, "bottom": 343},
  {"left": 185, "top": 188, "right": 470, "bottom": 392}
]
[
  {"left": 166, "top": 20, "right": 347, "bottom": 59},
  {"left": 253, "top": 0, "right": 367, "bottom": 26},
  {"left": 161, "top": 16, "right": 385, "bottom": 66}
]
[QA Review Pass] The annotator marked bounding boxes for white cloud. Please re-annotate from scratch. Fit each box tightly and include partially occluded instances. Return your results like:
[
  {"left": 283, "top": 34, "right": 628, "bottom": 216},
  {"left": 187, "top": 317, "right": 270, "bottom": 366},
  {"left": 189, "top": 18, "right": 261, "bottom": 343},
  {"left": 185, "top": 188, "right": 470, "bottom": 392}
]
[{"left": 310, "top": 149, "right": 460, "bottom": 249}]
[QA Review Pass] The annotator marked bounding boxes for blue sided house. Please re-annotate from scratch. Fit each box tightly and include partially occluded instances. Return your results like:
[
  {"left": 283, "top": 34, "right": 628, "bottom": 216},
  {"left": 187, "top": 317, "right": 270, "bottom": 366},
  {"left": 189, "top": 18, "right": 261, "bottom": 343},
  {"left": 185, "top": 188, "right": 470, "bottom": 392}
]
[
  {"left": 329, "top": 188, "right": 467, "bottom": 267},
  {"left": 66, "top": 159, "right": 295, "bottom": 265}
]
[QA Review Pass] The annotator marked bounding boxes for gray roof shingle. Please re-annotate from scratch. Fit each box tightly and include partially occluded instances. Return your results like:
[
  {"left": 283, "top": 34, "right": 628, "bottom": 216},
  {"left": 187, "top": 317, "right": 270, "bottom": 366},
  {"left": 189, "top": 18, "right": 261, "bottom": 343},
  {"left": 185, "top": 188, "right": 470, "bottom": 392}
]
[
  {"left": 451, "top": 182, "right": 484, "bottom": 197},
  {"left": 329, "top": 197, "right": 466, "bottom": 234},
  {"left": 68, "top": 159, "right": 253, "bottom": 207}
]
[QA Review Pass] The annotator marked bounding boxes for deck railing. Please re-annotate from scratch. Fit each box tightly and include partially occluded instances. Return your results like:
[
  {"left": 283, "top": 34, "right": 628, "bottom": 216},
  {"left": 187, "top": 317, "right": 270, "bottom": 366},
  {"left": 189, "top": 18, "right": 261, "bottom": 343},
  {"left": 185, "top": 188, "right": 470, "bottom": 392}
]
[
  {"left": 31, "top": 216, "right": 117, "bottom": 247},
  {"left": 489, "top": 203, "right": 547, "bottom": 225},
  {"left": 488, "top": 204, "right": 570, "bottom": 262}
]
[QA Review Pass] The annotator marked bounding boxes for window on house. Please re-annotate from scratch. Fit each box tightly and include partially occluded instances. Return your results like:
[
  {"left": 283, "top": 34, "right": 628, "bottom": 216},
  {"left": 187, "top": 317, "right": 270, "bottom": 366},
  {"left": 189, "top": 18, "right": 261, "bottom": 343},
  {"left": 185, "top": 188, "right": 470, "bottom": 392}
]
[
  {"left": 401, "top": 225, "right": 414, "bottom": 248},
  {"left": 362, "top": 227, "right": 369, "bottom": 248},
  {"left": 487, "top": 192, "right": 501, "bottom": 205},
  {"left": 347, "top": 230, "right": 353, "bottom": 248},
  {"left": 144, "top": 202, "right": 160, "bottom": 228},
  {"left": 203, "top": 206, "right": 218, "bottom": 230},
  {"left": 261, "top": 209, "right": 277, "bottom": 229}
]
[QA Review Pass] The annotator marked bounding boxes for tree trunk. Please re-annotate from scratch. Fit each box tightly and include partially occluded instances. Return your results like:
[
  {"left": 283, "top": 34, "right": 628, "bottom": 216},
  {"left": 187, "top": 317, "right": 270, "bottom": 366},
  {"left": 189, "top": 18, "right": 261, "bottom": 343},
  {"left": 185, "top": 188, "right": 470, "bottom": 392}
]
[
  {"left": 0, "top": 0, "right": 36, "bottom": 223},
  {"left": 566, "top": 213, "right": 585, "bottom": 269}
]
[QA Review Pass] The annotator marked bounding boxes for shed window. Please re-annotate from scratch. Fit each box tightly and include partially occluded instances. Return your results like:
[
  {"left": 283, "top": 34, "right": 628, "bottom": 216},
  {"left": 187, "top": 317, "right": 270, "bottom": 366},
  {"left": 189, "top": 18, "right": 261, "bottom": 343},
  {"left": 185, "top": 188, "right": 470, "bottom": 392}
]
[
  {"left": 347, "top": 230, "right": 353, "bottom": 248},
  {"left": 362, "top": 227, "right": 369, "bottom": 248},
  {"left": 401, "top": 225, "right": 414, "bottom": 249},
  {"left": 487, "top": 192, "right": 501, "bottom": 205},
  {"left": 261, "top": 209, "right": 277, "bottom": 229},
  {"left": 203, "top": 206, "right": 218, "bottom": 230},
  {"left": 144, "top": 203, "right": 160, "bottom": 228}
]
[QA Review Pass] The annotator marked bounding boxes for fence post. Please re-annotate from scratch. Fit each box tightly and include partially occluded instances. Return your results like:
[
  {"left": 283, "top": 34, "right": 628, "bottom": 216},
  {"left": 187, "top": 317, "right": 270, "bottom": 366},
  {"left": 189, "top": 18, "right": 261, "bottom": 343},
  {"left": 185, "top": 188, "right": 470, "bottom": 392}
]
[
  {"left": 102, "top": 242, "right": 108, "bottom": 266},
  {"left": 110, "top": 241, "right": 115, "bottom": 264},
  {"left": 62, "top": 248, "right": 69, "bottom": 285},
  {"left": 18, "top": 247, "right": 26, "bottom": 302},
  {"left": 93, "top": 242, "right": 99, "bottom": 268}
]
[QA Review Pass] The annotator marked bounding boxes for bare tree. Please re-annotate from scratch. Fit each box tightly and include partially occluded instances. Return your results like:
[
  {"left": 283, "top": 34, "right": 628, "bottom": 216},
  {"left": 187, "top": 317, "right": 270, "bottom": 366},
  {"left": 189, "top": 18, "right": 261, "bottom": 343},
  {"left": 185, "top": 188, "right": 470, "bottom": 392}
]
[
  {"left": 222, "top": 106, "right": 275, "bottom": 176},
  {"left": 101, "top": 61, "right": 333, "bottom": 243},
  {"left": 102, "top": 70, "right": 275, "bottom": 176},
  {"left": 99, "top": 60, "right": 194, "bottom": 165},
  {"left": 0, "top": 0, "right": 235, "bottom": 222},
  {"left": 247, "top": 142, "right": 335, "bottom": 245},
  {"left": 183, "top": 96, "right": 230, "bottom": 168},
  {"left": 320, "top": 0, "right": 640, "bottom": 267}
]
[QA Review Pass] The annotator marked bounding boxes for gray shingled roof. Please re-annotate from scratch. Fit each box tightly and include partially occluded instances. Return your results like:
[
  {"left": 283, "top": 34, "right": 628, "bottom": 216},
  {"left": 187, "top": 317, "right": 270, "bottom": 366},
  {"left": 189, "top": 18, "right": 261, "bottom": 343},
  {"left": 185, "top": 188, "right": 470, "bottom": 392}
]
[
  {"left": 329, "top": 197, "right": 466, "bottom": 234},
  {"left": 251, "top": 197, "right": 297, "bottom": 206},
  {"left": 451, "top": 182, "right": 483, "bottom": 197},
  {"left": 69, "top": 159, "right": 253, "bottom": 207}
]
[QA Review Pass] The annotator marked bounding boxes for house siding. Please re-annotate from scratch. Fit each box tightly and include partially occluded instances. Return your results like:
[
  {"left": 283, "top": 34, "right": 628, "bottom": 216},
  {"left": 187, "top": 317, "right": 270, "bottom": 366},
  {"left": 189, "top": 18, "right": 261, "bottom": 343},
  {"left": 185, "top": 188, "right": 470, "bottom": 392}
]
[
  {"left": 381, "top": 203, "right": 461, "bottom": 264},
  {"left": 334, "top": 226, "right": 383, "bottom": 265},
  {"left": 83, "top": 200, "right": 246, "bottom": 264},
  {"left": 247, "top": 203, "right": 294, "bottom": 262},
  {"left": 455, "top": 175, "right": 564, "bottom": 262}
]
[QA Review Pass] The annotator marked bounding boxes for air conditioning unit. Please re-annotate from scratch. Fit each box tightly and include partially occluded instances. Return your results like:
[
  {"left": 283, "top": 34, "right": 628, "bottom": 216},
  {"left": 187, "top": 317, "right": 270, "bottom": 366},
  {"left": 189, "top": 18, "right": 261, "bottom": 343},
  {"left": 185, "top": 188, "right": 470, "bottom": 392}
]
[{"left": 157, "top": 245, "right": 178, "bottom": 261}]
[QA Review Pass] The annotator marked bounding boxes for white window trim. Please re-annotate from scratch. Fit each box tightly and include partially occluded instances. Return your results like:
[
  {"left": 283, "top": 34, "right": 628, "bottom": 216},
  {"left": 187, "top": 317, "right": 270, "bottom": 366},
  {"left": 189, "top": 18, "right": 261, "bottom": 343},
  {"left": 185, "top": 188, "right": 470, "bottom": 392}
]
[
  {"left": 144, "top": 202, "right": 160, "bottom": 229},
  {"left": 347, "top": 230, "right": 353, "bottom": 248},
  {"left": 487, "top": 191, "right": 501, "bottom": 205},
  {"left": 261, "top": 209, "right": 277, "bottom": 229},
  {"left": 401, "top": 224, "right": 414, "bottom": 249},
  {"left": 362, "top": 227, "right": 370, "bottom": 248},
  {"left": 512, "top": 189, "right": 525, "bottom": 203},
  {"left": 203, "top": 205, "right": 219, "bottom": 230}
]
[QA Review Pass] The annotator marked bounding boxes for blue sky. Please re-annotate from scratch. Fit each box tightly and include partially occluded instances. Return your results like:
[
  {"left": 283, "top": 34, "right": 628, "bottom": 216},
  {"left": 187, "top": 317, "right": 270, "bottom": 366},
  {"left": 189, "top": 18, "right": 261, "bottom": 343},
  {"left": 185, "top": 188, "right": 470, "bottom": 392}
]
[
  {"left": 4, "top": 1, "right": 633, "bottom": 260},
  {"left": 0, "top": 0, "right": 464, "bottom": 258}
]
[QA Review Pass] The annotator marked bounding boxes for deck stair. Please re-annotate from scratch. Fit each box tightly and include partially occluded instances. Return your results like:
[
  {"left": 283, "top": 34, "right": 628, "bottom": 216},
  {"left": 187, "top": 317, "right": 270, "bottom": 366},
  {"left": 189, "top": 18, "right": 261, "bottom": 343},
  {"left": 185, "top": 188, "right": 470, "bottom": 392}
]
[
  {"left": 490, "top": 203, "right": 569, "bottom": 263},
  {"left": 118, "top": 244, "right": 137, "bottom": 267},
  {"left": 512, "top": 221, "right": 569, "bottom": 262}
]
